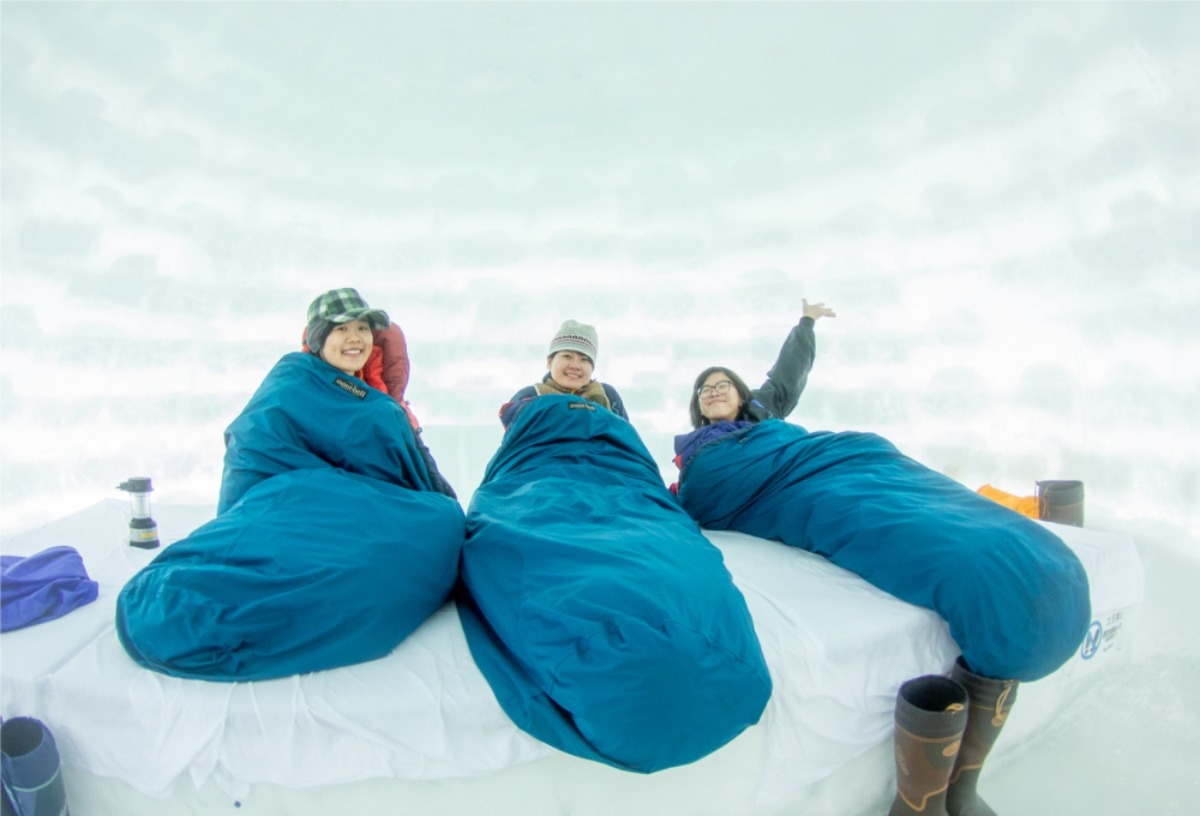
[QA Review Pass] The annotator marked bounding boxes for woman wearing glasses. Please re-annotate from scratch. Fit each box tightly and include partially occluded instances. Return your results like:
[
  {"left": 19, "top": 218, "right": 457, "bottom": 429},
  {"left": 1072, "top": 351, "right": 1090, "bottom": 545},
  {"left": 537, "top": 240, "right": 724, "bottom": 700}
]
[
  {"left": 673, "top": 299, "right": 835, "bottom": 473},
  {"left": 672, "top": 297, "right": 1090, "bottom": 816}
]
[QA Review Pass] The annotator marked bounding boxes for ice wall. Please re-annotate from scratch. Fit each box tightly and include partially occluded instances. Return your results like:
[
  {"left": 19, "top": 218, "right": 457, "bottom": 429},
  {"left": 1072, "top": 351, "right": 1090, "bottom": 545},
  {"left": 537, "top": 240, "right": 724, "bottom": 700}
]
[{"left": 2, "top": 3, "right": 1198, "bottom": 535}]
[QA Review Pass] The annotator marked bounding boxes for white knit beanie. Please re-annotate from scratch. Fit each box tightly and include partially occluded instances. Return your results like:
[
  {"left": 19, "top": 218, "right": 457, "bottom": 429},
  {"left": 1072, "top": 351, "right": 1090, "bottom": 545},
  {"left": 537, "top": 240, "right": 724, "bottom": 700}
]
[{"left": 547, "top": 319, "right": 598, "bottom": 362}]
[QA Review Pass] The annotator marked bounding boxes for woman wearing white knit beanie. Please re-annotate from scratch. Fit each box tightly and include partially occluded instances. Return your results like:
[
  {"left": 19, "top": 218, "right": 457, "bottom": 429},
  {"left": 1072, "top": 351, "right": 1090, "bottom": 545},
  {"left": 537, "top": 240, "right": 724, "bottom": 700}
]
[{"left": 499, "top": 319, "right": 629, "bottom": 429}]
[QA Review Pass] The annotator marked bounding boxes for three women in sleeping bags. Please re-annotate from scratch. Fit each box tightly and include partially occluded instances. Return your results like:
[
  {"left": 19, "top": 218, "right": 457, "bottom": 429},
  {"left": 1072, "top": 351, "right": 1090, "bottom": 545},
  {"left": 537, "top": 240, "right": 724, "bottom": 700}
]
[{"left": 118, "top": 286, "right": 1092, "bottom": 804}]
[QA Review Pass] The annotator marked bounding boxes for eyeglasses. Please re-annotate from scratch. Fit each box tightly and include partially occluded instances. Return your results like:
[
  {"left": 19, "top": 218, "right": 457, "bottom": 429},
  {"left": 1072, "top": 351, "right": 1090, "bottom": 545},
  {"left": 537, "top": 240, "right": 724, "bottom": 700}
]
[{"left": 697, "top": 379, "right": 734, "bottom": 398}]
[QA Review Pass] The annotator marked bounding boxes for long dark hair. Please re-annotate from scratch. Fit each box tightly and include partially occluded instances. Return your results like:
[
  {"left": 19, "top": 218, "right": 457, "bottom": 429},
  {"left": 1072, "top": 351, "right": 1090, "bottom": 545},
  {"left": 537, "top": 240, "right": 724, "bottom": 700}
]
[{"left": 689, "top": 366, "right": 754, "bottom": 429}]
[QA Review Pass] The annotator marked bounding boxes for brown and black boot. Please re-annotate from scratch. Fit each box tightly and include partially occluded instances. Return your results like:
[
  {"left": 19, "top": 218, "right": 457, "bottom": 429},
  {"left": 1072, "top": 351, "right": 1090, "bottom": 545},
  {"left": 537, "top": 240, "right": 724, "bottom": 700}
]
[
  {"left": 946, "top": 656, "right": 1019, "bottom": 816},
  {"left": 888, "top": 674, "right": 969, "bottom": 816}
]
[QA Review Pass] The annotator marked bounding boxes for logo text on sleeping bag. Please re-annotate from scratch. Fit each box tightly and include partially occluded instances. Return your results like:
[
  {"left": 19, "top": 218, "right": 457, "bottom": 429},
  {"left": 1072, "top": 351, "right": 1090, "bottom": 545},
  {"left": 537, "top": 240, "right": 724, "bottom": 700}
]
[
  {"left": 568, "top": 402, "right": 596, "bottom": 411},
  {"left": 333, "top": 377, "right": 368, "bottom": 400}
]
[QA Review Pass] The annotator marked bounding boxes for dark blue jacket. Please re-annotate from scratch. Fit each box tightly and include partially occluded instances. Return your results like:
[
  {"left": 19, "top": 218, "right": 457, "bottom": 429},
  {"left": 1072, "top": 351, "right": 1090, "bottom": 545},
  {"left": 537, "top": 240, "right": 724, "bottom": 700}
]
[{"left": 743, "top": 316, "right": 817, "bottom": 422}]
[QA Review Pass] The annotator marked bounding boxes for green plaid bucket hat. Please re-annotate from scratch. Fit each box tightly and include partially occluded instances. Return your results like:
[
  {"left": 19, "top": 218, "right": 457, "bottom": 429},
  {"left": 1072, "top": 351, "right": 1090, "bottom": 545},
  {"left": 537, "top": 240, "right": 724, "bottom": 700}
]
[{"left": 306, "top": 288, "right": 390, "bottom": 329}]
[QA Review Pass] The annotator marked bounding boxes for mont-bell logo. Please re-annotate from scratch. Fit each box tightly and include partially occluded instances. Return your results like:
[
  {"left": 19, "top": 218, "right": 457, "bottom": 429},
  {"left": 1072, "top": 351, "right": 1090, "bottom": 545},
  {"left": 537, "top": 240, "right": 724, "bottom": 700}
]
[{"left": 333, "top": 376, "right": 368, "bottom": 400}]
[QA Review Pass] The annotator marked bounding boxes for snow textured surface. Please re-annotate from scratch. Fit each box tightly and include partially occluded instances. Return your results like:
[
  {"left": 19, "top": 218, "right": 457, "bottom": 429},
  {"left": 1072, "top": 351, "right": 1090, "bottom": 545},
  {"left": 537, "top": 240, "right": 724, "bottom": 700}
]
[{"left": 2, "top": 3, "right": 1198, "bottom": 813}]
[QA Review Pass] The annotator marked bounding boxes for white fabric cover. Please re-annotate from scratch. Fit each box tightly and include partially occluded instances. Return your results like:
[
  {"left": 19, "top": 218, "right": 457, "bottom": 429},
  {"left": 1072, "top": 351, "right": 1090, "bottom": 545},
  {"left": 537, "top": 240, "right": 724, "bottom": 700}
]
[{"left": 0, "top": 500, "right": 1144, "bottom": 808}]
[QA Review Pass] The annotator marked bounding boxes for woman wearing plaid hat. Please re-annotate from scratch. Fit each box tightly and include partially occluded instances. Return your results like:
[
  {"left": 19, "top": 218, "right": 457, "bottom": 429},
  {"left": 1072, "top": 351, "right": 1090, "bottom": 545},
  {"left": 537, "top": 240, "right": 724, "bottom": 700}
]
[
  {"left": 118, "top": 292, "right": 466, "bottom": 682},
  {"left": 302, "top": 287, "right": 410, "bottom": 402},
  {"left": 499, "top": 319, "right": 628, "bottom": 428},
  {"left": 301, "top": 288, "right": 455, "bottom": 498}
]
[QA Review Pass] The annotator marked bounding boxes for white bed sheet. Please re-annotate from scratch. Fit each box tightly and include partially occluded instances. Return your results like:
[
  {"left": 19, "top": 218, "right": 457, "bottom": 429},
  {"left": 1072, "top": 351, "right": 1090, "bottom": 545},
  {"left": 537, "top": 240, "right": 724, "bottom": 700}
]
[{"left": 0, "top": 500, "right": 1144, "bottom": 808}]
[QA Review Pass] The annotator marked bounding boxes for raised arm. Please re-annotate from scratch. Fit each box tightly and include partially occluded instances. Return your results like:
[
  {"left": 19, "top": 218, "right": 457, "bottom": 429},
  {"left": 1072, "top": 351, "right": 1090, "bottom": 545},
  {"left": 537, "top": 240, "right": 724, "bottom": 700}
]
[{"left": 748, "top": 299, "right": 835, "bottom": 421}]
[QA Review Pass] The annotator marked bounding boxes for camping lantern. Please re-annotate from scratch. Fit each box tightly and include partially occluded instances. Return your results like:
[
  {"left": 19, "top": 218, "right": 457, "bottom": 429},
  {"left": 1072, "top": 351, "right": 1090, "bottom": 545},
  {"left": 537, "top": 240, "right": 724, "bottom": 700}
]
[{"left": 117, "top": 477, "right": 160, "bottom": 549}]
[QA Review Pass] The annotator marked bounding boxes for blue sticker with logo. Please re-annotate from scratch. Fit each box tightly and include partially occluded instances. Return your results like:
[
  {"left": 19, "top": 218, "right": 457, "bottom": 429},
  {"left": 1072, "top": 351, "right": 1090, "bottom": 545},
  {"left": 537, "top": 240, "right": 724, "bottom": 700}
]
[{"left": 1080, "top": 620, "right": 1103, "bottom": 660}]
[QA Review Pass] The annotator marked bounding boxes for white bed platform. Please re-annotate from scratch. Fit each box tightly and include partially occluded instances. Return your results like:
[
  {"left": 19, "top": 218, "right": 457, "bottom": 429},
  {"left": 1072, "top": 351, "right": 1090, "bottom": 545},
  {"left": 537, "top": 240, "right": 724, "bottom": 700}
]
[{"left": 1, "top": 500, "right": 1144, "bottom": 815}]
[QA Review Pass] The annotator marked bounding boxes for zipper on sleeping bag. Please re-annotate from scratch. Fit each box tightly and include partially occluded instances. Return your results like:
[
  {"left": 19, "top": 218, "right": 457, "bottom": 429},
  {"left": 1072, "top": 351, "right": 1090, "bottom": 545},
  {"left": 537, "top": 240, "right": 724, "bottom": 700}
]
[{"left": 678, "top": 424, "right": 756, "bottom": 486}]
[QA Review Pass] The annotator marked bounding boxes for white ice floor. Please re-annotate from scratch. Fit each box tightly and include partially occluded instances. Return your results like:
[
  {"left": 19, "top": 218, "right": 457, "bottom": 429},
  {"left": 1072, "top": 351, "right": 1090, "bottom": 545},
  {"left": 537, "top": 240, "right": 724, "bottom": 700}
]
[{"left": 949, "top": 516, "right": 1200, "bottom": 816}]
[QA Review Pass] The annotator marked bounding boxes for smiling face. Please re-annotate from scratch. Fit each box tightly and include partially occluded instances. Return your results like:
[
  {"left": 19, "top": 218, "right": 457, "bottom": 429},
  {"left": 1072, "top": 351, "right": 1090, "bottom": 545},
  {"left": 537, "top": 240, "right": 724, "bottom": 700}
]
[
  {"left": 321, "top": 319, "right": 374, "bottom": 375},
  {"left": 698, "top": 370, "right": 743, "bottom": 423},
  {"left": 547, "top": 350, "right": 594, "bottom": 390}
]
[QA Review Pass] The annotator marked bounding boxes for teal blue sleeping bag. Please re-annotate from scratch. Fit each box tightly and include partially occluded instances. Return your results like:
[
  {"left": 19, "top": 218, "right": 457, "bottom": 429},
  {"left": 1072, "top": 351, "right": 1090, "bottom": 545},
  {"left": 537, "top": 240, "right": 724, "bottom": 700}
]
[
  {"left": 117, "top": 353, "right": 464, "bottom": 681},
  {"left": 217, "top": 353, "right": 446, "bottom": 514},
  {"left": 459, "top": 395, "right": 771, "bottom": 773},
  {"left": 677, "top": 421, "right": 1090, "bottom": 682}
]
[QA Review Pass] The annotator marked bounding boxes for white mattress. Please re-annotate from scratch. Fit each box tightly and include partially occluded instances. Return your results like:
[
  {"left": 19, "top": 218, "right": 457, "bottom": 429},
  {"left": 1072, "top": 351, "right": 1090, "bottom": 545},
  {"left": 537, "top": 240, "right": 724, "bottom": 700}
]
[{"left": 0, "top": 499, "right": 1145, "bottom": 813}]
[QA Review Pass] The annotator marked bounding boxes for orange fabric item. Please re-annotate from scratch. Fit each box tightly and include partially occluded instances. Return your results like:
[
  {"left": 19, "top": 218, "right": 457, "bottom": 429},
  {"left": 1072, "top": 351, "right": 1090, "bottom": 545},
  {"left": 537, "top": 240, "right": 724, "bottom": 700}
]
[
  {"left": 358, "top": 347, "right": 389, "bottom": 395},
  {"left": 976, "top": 484, "right": 1040, "bottom": 519},
  {"left": 397, "top": 399, "right": 422, "bottom": 431}
]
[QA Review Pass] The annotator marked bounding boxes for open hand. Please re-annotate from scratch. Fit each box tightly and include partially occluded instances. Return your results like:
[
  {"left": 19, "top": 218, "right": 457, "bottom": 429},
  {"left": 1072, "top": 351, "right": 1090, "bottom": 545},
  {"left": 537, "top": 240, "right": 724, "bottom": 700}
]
[{"left": 802, "top": 298, "right": 837, "bottom": 321}]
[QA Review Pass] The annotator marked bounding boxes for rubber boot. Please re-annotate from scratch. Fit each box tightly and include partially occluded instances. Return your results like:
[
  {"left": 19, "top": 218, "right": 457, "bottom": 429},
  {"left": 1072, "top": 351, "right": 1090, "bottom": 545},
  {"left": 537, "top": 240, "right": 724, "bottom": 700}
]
[
  {"left": 946, "top": 657, "right": 1019, "bottom": 816},
  {"left": 1036, "top": 479, "right": 1084, "bottom": 527},
  {"left": 1, "top": 717, "right": 70, "bottom": 816},
  {"left": 888, "top": 675, "right": 968, "bottom": 816}
]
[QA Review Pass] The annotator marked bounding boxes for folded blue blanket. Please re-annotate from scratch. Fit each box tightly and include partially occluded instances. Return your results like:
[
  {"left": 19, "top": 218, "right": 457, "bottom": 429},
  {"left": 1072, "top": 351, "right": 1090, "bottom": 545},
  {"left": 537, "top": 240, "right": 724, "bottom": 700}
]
[
  {"left": 117, "top": 353, "right": 464, "bottom": 681},
  {"left": 460, "top": 395, "right": 771, "bottom": 772},
  {"left": 1, "top": 546, "right": 98, "bottom": 632},
  {"left": 678, "top": 421, "right": 1090, "bottom": 682}
]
